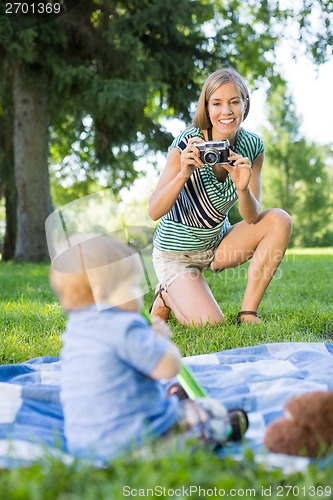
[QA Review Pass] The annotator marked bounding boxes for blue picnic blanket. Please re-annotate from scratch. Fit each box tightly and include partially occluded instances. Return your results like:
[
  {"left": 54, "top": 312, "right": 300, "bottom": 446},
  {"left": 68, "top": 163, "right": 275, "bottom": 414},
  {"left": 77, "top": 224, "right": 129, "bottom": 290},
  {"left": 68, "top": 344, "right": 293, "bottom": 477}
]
[{"left": 1, "top": 342, "right": 333, "bottom": 470}]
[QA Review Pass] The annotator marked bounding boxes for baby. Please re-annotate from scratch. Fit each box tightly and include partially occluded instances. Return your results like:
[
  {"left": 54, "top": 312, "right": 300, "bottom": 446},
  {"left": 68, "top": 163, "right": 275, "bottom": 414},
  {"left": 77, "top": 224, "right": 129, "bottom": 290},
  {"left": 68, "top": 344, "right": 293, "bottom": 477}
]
[{"left": 50, "top": 234, "right": 238, "bottom": 461}]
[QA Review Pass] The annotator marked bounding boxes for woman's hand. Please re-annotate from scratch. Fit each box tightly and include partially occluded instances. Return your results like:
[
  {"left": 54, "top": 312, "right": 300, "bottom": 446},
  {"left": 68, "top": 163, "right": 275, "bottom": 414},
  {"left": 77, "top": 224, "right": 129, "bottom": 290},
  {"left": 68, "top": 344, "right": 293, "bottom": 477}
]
[
  {"left": 179, "top": 137, "right": 204, "bottom": 179},
  {"left": 223, "top": 151, "right": 252, "bottom": 192},
  {"left": 148, "top": 136, "right": 204, "bottom": 221}
]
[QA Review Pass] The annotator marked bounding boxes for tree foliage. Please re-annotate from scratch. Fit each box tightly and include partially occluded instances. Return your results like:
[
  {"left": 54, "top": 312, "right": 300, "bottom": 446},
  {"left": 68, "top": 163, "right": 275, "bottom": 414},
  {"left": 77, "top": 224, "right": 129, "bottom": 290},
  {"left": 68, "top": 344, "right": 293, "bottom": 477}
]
[
  {"left": 297, "top": 0, "right": 333, "bottom": 63},
  {"left": 0, "top": 0, "right": 285, "bottom": 260},
  {"left": 0, "top": 0, "right": 333, "bottom": 260},
  {"left": 261, "top": 83, "right": 333, "bottom": 247}
]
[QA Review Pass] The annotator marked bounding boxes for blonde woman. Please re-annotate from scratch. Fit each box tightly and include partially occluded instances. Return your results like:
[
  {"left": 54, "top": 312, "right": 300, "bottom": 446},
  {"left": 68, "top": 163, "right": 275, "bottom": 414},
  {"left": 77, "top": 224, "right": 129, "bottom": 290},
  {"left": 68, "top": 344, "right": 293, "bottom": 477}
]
[{"left": 149, "top": 68, "right": 292, "bottom": 326}]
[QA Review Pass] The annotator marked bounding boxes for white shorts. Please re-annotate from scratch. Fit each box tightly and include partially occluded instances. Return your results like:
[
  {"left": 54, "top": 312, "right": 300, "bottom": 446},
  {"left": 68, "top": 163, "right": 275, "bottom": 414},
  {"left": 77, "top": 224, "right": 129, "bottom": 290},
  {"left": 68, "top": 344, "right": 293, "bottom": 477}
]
[{"left": 152, "top": 246, "right": 223, "bottom": 287}]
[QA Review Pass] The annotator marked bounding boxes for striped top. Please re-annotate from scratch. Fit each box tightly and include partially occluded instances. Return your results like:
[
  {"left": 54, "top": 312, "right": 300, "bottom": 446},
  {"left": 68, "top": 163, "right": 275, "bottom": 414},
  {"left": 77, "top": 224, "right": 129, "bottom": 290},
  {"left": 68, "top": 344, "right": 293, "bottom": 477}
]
[{"left": 153, "top": 126, "right": 264, "bottom": 252}]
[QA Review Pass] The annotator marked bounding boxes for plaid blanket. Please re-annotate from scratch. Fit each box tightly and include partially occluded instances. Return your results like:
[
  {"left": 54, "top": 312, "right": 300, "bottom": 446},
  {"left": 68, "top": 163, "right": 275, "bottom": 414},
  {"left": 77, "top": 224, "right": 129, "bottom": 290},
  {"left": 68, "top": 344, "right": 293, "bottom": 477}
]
[{"left": 1, "top": 342, "right": 333, "bottom": 470}]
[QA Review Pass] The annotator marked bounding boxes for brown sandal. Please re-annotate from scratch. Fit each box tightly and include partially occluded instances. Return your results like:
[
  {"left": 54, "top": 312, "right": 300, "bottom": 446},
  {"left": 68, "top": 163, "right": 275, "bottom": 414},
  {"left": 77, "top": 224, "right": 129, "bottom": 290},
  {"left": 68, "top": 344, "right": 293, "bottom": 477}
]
[
  {"left": 149, "top": 284, "right": 171, "bottom": 321},
  {"left": 237, "top": 311, "right": 260, "bottom": 325}
]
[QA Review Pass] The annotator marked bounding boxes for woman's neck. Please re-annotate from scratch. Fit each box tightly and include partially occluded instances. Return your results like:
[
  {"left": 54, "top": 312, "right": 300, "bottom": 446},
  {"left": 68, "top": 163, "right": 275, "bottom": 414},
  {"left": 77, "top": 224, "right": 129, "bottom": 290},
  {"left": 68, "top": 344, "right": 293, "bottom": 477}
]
[{"left": 206, "top": 127, "right": 241, "bottom": 145}]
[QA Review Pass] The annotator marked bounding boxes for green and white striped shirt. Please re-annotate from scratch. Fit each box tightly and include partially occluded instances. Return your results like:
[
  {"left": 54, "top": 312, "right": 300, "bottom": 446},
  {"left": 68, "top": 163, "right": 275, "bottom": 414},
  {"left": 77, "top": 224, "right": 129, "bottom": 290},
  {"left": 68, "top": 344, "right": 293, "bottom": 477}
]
[{"left": 153, "top": 127, "right": 264, "bottom": 252}]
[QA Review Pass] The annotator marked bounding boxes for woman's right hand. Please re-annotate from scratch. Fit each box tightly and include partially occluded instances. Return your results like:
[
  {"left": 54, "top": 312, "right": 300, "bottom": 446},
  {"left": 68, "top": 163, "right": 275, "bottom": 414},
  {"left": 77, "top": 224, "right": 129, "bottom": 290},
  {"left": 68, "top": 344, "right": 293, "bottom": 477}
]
[
  {"left": 149, "top": 137, "right": 204, "bottom": 221},
  {"left": 179, "top": 137, "right": 204, "bottom": 179}
]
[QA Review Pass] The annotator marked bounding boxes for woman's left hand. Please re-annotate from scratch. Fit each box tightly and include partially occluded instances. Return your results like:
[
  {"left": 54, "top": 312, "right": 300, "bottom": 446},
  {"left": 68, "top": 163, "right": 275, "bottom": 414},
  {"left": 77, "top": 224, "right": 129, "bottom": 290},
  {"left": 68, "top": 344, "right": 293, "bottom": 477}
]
[{"left": 223, "top": 151, "right": 252, "bottom": 192}]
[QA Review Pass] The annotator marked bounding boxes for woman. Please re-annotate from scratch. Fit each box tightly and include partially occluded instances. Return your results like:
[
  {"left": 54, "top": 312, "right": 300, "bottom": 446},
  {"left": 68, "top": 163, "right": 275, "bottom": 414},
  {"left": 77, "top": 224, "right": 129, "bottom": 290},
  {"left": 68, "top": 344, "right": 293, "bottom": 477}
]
[{"left": 149, "top": 68, "right": 292, "bottom": 326}]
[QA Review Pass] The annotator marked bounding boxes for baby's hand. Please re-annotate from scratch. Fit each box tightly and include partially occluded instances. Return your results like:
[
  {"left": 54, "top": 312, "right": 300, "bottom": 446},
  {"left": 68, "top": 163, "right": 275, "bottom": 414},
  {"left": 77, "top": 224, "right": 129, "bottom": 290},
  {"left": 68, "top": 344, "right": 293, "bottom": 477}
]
[{"left": 151, "top": 317, "right": 172, "bottom": 339}]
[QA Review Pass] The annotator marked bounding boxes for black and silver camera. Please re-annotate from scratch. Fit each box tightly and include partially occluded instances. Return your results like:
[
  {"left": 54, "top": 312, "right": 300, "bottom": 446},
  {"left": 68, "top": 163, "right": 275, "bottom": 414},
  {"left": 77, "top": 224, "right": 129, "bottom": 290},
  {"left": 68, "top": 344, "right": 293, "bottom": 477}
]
[{"left": 196, "top": 139, "right": 230, "bottom": 166}]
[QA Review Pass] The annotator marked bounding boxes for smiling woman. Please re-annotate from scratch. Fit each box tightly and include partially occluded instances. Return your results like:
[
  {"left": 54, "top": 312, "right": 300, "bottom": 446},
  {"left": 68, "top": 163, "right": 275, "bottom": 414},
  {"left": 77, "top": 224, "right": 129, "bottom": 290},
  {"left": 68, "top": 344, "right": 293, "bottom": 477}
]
[
  {"left": 206, "top": 86, "right": 245, "bottom": 138},
  {"left": 148, "top": 68, "right": 292, "bottom": 327},
  {"left": 194, "top": 68, "right": 250, "bottom": 137}
]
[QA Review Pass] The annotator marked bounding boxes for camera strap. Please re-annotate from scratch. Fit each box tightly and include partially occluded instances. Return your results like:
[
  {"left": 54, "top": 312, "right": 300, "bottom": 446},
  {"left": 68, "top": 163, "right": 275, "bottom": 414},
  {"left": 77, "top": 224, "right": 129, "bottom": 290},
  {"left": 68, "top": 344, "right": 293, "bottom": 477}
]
[{"left": 207, "top": 127, "right": 239, "bottom": 150}]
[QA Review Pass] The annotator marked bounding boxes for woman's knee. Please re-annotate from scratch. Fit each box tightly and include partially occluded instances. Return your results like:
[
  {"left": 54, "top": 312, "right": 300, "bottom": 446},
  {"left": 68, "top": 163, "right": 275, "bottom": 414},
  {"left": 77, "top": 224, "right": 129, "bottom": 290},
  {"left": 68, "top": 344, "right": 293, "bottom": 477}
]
[
  {"left": 263, "top": 208, "right": 292, "bottom": 237},
  {"left": 168, "top": 276, "right": 225, "bottom": 326},
  {"left": 174, "top": 298, "right": 225, "bottom": 327}
]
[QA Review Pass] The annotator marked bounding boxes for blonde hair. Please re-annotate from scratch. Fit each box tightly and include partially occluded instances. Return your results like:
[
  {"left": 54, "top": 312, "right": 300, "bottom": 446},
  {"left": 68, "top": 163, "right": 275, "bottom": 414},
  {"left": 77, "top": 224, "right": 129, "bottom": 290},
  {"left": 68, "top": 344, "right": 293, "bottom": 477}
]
[
  {"left": 50, "top": 235, "right": 140, "bottom": 311},
  {"left": 193, "top": 68, "right": 250, "bottom": 130}
]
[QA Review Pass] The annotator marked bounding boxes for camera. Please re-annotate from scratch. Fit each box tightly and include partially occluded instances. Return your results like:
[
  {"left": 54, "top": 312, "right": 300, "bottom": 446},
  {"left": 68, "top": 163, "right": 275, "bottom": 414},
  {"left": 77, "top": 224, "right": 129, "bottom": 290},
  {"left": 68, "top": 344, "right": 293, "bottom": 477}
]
[{"left": 196, "top": 140, "right": 230, "bottom": 166}]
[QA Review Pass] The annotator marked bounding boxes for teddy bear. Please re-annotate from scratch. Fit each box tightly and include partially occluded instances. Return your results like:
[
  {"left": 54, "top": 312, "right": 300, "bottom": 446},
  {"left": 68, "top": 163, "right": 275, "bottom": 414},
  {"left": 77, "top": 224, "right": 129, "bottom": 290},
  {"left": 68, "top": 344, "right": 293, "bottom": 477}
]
[{"left": 264, "top": 391, "right": 333, "bottom": 457}]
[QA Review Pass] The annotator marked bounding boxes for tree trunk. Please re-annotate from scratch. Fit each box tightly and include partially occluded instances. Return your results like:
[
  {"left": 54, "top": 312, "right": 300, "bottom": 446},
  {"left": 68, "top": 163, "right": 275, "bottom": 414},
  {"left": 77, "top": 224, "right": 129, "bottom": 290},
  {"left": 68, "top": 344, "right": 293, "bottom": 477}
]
[
  {"left": 13, "top": 65, "right": 52, "bottom": 262},
  {"left": 1, "top": 79, "right": 16, "bottom": 261},
  {"left": 2, "top": 182, "right": 17, "bottom": 261}
]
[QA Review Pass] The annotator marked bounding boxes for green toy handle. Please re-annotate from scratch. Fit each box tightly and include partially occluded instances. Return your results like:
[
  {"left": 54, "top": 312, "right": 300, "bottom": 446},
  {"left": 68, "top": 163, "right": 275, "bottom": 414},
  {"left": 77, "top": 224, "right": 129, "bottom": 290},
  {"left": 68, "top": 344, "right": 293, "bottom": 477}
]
[
  {"left": 177, "top": 363, "right": 208, "bottom": 399},
  {"left": 142, "top": 308, "right": 208, "bottom": 399}
]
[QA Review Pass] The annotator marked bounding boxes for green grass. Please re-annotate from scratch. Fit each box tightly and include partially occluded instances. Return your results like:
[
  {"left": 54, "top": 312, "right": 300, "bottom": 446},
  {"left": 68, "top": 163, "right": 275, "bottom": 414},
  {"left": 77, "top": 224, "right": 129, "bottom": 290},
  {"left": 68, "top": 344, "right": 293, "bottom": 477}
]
[{"left": 0, "top": 249, "right": 332, "bottom": 498}]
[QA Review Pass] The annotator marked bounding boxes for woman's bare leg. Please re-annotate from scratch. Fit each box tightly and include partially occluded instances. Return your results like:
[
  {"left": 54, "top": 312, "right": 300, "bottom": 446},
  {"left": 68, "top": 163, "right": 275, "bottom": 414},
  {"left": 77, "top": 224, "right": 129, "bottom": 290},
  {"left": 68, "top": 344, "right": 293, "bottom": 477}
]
[
  {"left": 152, "top": 272, "right": 225, "bottom": 326},
  {"left": 212, "top": 208, "right": 292, "bottom": 323}
]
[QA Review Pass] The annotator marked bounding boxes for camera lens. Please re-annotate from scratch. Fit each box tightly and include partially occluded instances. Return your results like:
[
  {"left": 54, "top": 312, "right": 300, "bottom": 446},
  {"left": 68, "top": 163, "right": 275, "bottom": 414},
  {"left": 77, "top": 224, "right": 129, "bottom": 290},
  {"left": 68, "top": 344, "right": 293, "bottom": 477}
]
[{"left": 204, "top": 148, "right": 218, "bottom": 166}]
